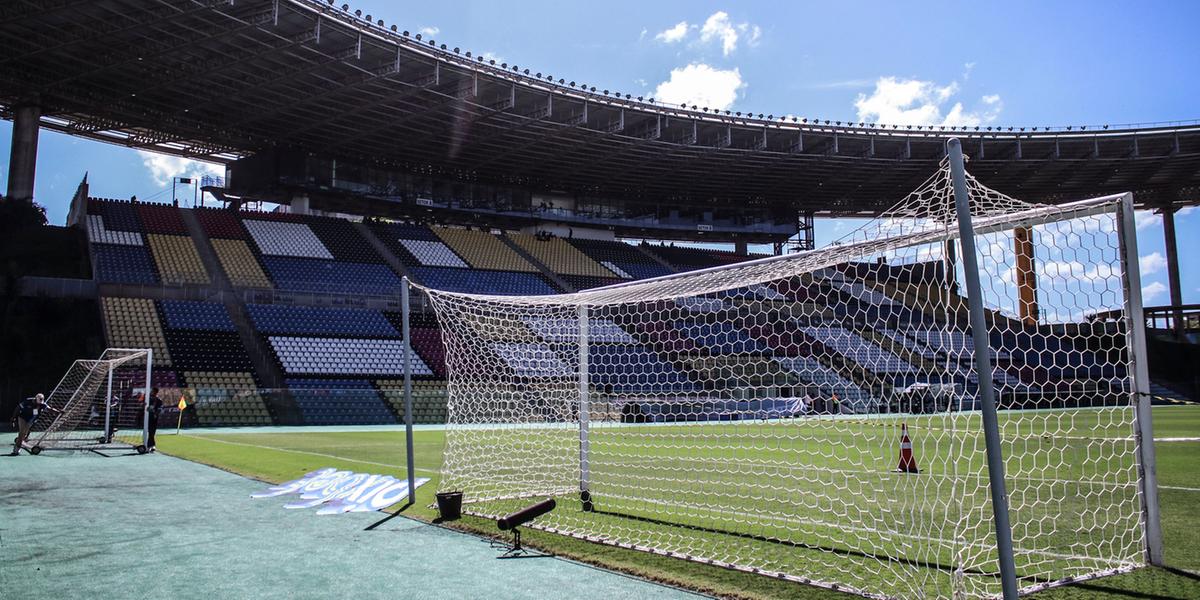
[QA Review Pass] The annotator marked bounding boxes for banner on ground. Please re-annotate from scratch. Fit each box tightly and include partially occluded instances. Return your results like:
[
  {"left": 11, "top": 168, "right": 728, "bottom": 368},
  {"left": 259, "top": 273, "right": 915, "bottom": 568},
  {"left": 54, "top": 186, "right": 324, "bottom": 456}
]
[{"left": 251, "top": 468, "right": 429, "bottom": 515}]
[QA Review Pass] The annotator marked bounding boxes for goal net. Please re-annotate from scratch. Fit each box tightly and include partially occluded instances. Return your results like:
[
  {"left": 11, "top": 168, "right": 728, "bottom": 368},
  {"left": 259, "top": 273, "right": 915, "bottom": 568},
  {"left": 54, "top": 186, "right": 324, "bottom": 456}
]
[
  {"left": 28, "top": 348, "right": 154, "bottom": 453},
  {"left": 421, "top": 159, "right": 1154, "bottom": 599}
]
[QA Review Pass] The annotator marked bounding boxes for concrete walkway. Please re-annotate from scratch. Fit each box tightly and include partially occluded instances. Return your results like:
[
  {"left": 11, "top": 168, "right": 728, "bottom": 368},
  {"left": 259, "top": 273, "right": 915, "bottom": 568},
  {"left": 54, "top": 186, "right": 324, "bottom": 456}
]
[{"left": 0, "top": 452, "right": 702, "bottom": 599}]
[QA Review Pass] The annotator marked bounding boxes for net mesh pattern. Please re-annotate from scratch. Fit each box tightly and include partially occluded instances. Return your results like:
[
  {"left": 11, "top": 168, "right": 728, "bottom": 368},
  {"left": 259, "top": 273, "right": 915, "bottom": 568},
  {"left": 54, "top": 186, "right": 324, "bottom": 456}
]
[
  {"left": 29, "top": 348, "right": 153, "bottom": 451},
  {"left": 421, "top": 161, "right": 1146, "bottom": 599}
]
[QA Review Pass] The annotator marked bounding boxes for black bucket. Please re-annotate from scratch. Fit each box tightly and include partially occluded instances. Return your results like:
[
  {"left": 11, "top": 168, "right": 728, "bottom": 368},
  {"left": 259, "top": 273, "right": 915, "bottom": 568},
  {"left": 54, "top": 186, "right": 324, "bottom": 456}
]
[{"left": 435, "top": 491, "right": 463, "bottom": 521}]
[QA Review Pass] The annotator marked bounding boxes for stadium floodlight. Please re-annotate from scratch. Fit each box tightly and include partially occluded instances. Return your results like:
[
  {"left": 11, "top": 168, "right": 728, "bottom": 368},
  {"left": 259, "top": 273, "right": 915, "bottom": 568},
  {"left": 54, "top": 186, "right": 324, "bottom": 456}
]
[{"left": 423, "top": 156, "right": 1160, "bottom": 599}]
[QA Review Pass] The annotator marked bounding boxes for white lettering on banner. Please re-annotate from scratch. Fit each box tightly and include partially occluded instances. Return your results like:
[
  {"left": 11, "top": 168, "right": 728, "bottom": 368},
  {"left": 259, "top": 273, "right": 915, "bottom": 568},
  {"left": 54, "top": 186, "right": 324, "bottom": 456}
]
[{"left": 251, "top": 468, "right": 430, "bottom": 515}]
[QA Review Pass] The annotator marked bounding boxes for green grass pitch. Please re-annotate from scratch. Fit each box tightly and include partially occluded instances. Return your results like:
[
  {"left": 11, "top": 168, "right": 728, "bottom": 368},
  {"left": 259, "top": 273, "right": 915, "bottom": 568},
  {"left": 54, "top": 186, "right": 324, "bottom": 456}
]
[{"left": 155, "top": 405, "right": 1200, "bottom": 599}]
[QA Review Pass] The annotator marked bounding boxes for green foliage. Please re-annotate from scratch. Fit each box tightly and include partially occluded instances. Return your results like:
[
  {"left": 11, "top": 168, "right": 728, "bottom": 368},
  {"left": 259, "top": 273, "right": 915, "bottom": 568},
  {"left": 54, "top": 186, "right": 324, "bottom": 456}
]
[{"left": 0, "top": 196, "right": 48, "bottom": 232}]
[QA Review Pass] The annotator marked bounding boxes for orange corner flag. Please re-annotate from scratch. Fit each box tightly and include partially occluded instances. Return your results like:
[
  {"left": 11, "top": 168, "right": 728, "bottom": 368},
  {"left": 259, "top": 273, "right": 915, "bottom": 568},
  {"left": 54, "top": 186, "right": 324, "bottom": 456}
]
[
  {"left": 178, "top": 396, "right": 188, "bottom": 411},
  {"left": 896, "top": 423, "right": 920, "bottom": 474}
]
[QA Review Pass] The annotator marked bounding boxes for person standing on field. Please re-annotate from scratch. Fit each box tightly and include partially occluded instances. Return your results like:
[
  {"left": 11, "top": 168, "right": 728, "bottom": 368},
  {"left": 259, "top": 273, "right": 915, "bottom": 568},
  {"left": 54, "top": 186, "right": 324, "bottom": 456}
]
[
  {"left": 9, "top": 393, "right": 58, "bottom": 456},
  {"left": 146, "top": 387, "right": 164, "bottom": 452}
]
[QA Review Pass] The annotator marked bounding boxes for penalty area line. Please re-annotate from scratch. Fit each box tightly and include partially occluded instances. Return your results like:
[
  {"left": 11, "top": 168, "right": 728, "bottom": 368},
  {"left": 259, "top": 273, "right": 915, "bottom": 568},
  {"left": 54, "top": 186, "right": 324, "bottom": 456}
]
[{"left": 180, "top": 434, "right": 441, "bottom": 476}]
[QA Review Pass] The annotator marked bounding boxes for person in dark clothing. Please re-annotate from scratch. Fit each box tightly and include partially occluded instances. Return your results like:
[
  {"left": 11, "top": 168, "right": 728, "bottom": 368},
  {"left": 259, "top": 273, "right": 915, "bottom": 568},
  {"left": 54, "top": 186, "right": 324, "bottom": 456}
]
[
  {"left": 146, "top": 387, "right": 164, "bottom": 452},
  {"left": 9, "top": 393, "right": 58, "bottom": 456}
]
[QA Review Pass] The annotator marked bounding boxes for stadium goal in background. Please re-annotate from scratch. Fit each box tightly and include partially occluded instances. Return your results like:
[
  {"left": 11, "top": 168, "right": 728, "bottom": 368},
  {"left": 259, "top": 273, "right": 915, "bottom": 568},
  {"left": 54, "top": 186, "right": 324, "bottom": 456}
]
[
  {"left": 28, "top": 348, "right": 154, "bottom": 455},
  {"left": 420, "top": 140, "right": 1161, "bottom": 599}
]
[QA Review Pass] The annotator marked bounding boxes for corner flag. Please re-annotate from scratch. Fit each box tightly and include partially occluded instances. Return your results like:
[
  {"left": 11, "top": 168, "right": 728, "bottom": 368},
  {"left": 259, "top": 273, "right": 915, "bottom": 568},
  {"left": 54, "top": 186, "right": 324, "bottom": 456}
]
[{"left": 176, "top": 395, "right": 188, "bottom": 434}]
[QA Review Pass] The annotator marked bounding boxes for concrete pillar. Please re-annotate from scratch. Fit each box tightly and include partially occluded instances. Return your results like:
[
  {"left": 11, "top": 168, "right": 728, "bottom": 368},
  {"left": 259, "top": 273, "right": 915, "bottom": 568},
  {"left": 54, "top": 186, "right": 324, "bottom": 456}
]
[
  {"left": 1013, "top": 226, "right": 1038, "bottom": 325},
  {"left": 291, "top": 193, "right": 310, "bottom": 215},
  {"left": 734, "top": 240, "right": 748, "bottom": 256},
  {"left": 1161, "top": 207, "right": 1183, "bottom": 336},
  {"left": 6, "top": 103, "right": 41, "bottom": 202}
]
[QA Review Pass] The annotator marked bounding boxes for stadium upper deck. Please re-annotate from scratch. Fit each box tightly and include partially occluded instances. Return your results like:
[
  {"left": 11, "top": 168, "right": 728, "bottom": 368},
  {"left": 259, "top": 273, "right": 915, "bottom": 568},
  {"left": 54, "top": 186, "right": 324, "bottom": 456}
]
[{"left": 1, "top": 0, "right": 1199, "bottom": 216}]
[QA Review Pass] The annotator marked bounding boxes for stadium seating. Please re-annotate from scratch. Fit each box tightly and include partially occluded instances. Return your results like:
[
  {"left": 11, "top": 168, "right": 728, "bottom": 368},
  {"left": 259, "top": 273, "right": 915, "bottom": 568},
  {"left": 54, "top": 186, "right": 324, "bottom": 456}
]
[
  {"left": 377, "top": 380, "right": 448, "bottom": 423},
  {"left": 589, "top": 344, "right": 695, "bottom": 395},
  {"left": 801, "top": 326, "right": 917, "bottom": 373},
  {"left": 185, "top": 371, "right": 271, "bottom": 426},
  {"left": 652, "top": 245, "right": 755, "bottom": 270},
  {"left": 774, "top": 355, "right": 873, "bottom": 411},
  {"left": 400, "top": 239, "right": 470, "bottom": 267},
  {"left": 561, "top": 275, "right": 623, "bottom": 291},
  {"left": 93, "top": 244, "right": 160, "bottom": 284},
  {"left": 165, "top": 329, "right": 253, "bottom": 372},
  {"left": 248, "top": 304, "right": 399, "bottom": 337},
  {"left": 87, "top": 214, "right": 142, "bottom": 245},
  {"left": 210, "top": 239, "right": 273, "bottom": 288},
  {"left": 567, "top": 238, "right": 674, "bottom": 280},
  {"left": 432, "top": 227, "right": 538, "bottom": 272},
  {"left": 100, "top": 297, "right": 171, "bottom": 366},
  {"left": 260, "top": 256, "right": 403, "bottom": 295},
  {"left": 194, "top": 208, "right": 250, "bottom": 239},
  {"left": 285, "top": 379, "right": 395, "bottom": 425},
  {"left": 307, "top": 217, "right": 384, "bottom": 263},
  {"left": 243, "top": 219, "right": 334, "bottom": 259},
  {"left": 160, "top": 300, "right": 235, "bottom": 331},
  {"left": 409, "top": 266, "right": 556, "bottom": 296},
  {"left": 268, "top": 336, "right": 431, "bottom": 376},
  {"left": 136, "top": 204, "right": 190, "bottom": 235},
  {"left": 507, "top": 233, "right": 616, "bottom": 277},
  {"left": 146, "top": 234, "right": 210, "bottom": 284}
]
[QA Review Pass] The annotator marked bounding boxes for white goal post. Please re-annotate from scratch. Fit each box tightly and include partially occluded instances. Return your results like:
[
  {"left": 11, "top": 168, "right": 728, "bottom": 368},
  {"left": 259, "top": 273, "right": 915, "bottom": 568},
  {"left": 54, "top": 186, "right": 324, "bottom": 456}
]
[
  {"left": 26, "top": 348, "right": 154, "bottom": 454},
  {"left": 419, "top": 149, "right": 1160, "bottom": 599}
]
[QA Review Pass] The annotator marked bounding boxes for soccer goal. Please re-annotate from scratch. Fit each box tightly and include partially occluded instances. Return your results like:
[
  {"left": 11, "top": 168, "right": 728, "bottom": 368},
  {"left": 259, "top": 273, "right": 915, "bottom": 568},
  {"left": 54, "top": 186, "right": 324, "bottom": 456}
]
[
  {"left": 27, "top": 348, "right": 154, "bottom": 455},
  {"left": 420, "top": 142, "right": 1159, "bottom": 599}
]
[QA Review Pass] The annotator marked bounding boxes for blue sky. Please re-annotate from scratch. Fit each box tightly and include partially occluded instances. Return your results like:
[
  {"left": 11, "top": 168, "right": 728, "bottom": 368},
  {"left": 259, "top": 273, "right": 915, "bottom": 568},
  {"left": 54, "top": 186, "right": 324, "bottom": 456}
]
[{"left": 1, "top": 0, "right": 1197, "bottom": 303}]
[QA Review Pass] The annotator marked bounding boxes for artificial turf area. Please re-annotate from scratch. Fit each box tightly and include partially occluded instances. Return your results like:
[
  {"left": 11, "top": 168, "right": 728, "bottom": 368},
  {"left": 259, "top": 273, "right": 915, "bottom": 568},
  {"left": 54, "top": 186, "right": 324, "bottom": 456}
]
[{"left": 152, "top": 405, "right": 1200, "bottom": 599}]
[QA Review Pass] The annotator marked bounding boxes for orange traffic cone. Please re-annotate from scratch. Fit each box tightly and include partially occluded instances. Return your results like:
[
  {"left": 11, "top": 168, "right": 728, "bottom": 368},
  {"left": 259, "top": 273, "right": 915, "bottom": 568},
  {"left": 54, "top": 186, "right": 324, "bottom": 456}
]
[{"left": 896, "top": 423, "right": 919, "bottom": 473}]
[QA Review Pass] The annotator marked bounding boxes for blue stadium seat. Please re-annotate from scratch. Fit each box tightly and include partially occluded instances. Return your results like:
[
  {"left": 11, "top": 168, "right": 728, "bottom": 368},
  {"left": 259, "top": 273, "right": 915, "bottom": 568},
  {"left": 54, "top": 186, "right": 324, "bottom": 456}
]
[{"left": 409, "top": 266, "right": 557, "bottom": 296}]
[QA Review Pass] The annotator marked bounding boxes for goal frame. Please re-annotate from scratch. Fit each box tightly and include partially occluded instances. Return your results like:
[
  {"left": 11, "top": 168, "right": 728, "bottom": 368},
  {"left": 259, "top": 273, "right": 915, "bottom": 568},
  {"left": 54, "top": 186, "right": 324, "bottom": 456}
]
[
  {"left": 28, "top": 347, "right": 154, "bottom": 455},
  {"left": 419, "top": 148, "right": 1162, "bottom": 598}
]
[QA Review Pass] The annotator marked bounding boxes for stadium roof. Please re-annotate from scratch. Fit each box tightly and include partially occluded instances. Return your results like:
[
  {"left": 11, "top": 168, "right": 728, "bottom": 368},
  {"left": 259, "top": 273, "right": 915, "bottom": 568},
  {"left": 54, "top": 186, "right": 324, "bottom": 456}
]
[{"left": 2, "top": 0, "right": 1199, "bottom": 215}]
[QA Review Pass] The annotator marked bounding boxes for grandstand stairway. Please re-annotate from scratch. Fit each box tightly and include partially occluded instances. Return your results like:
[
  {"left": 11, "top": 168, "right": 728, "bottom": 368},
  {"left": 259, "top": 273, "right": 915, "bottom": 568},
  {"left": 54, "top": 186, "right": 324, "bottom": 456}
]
[
  {"left": 351, "top": 221, "right": 415, "bottom": 281},
  {"left": 634, "top": 244, "right": 678, "bottom": 274},
  {"left": 179, "top": 209, "right": 289, "bottom": 394},
  {"left": 498, "top": 235, "right": 575, "bottom": 292}
]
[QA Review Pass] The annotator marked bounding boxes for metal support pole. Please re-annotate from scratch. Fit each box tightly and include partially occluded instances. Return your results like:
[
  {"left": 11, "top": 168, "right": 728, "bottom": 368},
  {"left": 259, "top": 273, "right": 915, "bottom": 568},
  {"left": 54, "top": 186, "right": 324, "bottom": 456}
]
[
  {"left": 104, "top": 368, "right": 113, "bottom": 444},
  {"left": 401, "top": 277, "right": 416, "bottom": 504},
  {"left": 578, "top": 304, "right": 592, "bottom": 510},
  {"left": 947, "top": 138, "right": 1019, "bottom": 600},
  {"left": 143, "top": 349, "right": 153, "bottom": 448},
  {"left": 1118, "top": 196, "right": 1165, "bottom": 565}
]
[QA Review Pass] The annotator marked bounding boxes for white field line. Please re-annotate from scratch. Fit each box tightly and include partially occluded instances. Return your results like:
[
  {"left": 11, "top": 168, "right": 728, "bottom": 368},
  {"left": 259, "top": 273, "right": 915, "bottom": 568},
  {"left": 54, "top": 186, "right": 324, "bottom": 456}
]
[
  {"left": 590, "top": 490, "right": 1131, "bottom": 566},
  {"left": 1157, "top": 437, "right": 1200, "bottom": 442},
  {"left": 602, "top": 454, "right": 1172, "bottom": 491},
  {"left": 180, "top": 433, "right": 441, "bottom": 476}
]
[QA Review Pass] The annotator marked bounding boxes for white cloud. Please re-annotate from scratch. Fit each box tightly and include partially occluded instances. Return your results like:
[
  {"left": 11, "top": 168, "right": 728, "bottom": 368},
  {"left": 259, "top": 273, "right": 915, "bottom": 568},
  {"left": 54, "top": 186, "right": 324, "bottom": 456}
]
[
  {"left": 655, "top": 21, "right": 689, "bottom": 43},
  {"left": 417, "top": 26, "right": 439, "bottom": 38},
  {"left": 1142, "top": 281, "right": 1167, "bottom": 302},
  {"left": 1140, "top": 252, "right": 1167, "bottom": 275},
  {"left": 654, "top": 63, "right": 745, "bottom": 111},
  {"left": 854, "top": 76, "right": 1002, "bottom": 127},
  {"left": 1135, "top": 210, "right": 1160, "bottom": 230},
  {"left": 137, "top": 150, "right": 223, "bottom": 187},
  {"left": 699, "top": 12, "right": 742, "bottom": 56},
  {"left": 481, "top": 51, "right": 504, "bottom": 64},
  {"left": 655, "top": 12, "right": 759, "bottom": 55}
]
